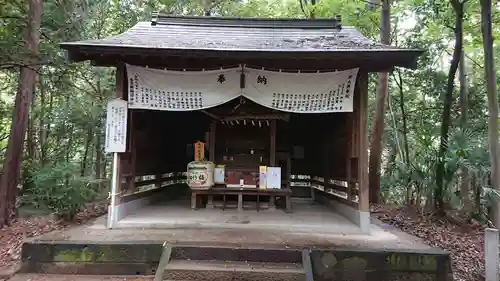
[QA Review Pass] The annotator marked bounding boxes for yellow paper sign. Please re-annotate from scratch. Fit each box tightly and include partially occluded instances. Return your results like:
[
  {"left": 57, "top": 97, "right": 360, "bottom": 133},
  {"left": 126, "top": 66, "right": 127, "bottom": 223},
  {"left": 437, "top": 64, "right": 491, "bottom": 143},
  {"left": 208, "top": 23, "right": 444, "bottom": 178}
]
[
  {"left": 259, "top": 166, "right": 267, "bottom": 189},
  {"left": 194, "top": 141, "right": 205, "bottom": 161}
]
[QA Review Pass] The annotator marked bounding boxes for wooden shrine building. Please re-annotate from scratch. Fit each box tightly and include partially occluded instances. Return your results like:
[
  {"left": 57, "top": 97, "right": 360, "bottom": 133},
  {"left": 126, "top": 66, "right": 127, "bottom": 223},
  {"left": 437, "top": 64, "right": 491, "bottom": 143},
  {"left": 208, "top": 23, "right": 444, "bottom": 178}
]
[{"left": 60, "top": 14, "right": 422, "bottom": 232}]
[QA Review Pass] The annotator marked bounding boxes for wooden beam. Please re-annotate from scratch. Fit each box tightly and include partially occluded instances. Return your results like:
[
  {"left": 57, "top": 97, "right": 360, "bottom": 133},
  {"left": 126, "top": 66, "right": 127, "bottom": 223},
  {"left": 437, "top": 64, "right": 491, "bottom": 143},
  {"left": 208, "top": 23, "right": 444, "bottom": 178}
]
[
  {"left": 286, "top": 154, "right": 291, "bottom": 189},
  {"left": 270, "top": 119, "right": 276, "bottom": 166},
  {"left": 72, "top": 46, "right": 419, "bottom": 71},
  {"left": 201, "top": 110, "right": 220, "bottom": 120},
  {"left": 128, "top": 109, "right": 137, "bottom": 193},
  {"left": 209, "top": 121, "right": 216, "bottom": 161},
  {"left": 346, "top": 112, "right": 354, "bottom": 201},
  {"left": 351, "top": 109, "right": 359, "bottom": 158},
  {"left": 116, "top": 65, "right": 125, "bottom": 97},
  {"left": 356, "top": 72, "right": 369, "bottom": 212},
  {"left": 323, "top": 133, "right": 331, "bottom": 197}
]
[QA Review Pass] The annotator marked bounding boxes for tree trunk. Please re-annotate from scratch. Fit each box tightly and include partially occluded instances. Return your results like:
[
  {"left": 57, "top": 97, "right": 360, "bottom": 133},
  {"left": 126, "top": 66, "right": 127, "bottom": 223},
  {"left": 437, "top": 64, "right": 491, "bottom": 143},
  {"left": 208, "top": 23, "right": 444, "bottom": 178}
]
[
  {"left": 397, "top": 70, "right": 410, "bottom": 167},
  {"left": 65, "top": 125, "right": 74, "bottom": 164},
  {"left": 458, "top": 50, "right": 472, "bottom": 216},
  {"left": 95, "top": 125, "right": 103, "bottom": 187},
  {"left": 397, "top": 70, "right": 412, "bottom": 204},
  {"left": 0, "top": 0, "right": 43, "bottom": 227},
  {"left": 81, "top": 124, "right": 93, "bottom": 177},
  {"left": 310, "top": 0, "right": 316, "bottom": 18},
  {"left": 473, "top": 176, "right": 481, "bottom": 216},
  {"left": 202, "top": 0, "right": 211, "bottom": 16},
  {"left": 26, "top": 101, "right": 35, "bottom": 161},
  {"left": 480, "top": 0, "right": 500, "bottom": 227},
  {"left": 94, "top": 80, "right": 104, "bottom": 188},
  {"left": 368, "top": 0, "right": 390, "bottom": 204},
  {"left": 435, "top": 0, "right": 463, "bottom": 215},
  {"left": 41, "top": 83, "right": 53, "bottom": 166},
  {"left": 38, "top": 73, "right": 46, "bottom": 165},
  {"left": 385, "top": 144, "right": 398, "bottom": 176},
  {"left": 298, "top": 0, "right": 317, "bottom": 18}
]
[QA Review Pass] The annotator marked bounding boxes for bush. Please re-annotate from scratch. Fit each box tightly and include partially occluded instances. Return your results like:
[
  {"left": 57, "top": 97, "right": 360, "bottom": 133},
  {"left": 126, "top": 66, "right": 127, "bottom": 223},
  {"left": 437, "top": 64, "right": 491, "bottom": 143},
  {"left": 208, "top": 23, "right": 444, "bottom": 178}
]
[{"left": 20, "top": 162, "right": 99, "bottom": 220}]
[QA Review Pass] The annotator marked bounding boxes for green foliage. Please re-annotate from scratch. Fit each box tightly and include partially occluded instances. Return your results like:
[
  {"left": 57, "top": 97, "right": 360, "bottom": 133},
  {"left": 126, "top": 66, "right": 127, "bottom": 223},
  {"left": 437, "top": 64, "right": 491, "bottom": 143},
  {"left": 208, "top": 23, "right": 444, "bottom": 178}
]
[
  {"left": 20, "top": 162, "right": 100, "bottom": 219},
  {"left": 0, "top": 0, "right": 499, "bottom": 222}
]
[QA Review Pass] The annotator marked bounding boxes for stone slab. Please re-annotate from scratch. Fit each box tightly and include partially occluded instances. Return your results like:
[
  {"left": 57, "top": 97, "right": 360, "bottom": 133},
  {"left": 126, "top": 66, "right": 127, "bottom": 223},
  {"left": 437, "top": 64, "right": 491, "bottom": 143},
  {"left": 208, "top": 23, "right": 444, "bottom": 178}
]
[
  {"left": 8, "top": 274, "right": 154, "bottom": 281},
  {"left": 310, "top": 249, "right": 452, "bottom": 281},
  {"left": 164, "top": 260, "right": 304, "bottom": 281}
]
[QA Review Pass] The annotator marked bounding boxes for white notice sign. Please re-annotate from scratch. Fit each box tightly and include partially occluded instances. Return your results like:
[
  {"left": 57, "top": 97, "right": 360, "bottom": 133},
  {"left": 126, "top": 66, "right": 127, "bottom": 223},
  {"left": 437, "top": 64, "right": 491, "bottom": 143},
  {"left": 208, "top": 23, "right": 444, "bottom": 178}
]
[{"left": 105, "top": 98, "right": 128, "bottom": 153}]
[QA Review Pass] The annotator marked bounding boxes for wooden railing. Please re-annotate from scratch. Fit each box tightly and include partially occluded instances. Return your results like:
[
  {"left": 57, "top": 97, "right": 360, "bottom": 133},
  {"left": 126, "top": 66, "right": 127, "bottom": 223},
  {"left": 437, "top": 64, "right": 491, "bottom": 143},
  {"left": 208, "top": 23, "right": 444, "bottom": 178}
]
[
  {"left": 485, "top": 228, "right": 499, "bottom": 281},
  {"left": 127, "top": 173, "right": 357, "bottom": 206},
  {"left": 133, "top": 172, "right": 187, "bottom": 193},
  {"left": 289, "top": 174, "right": 359, "bottom": 207}
]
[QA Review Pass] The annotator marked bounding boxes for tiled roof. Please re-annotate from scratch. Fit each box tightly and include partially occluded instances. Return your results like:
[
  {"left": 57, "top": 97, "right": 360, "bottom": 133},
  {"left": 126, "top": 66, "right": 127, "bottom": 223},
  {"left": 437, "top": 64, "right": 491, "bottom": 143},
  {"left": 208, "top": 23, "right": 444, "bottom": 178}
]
[
  {"left": 59, "top": 15, "right": 424, "bottom": 70},
  {"left": 62, "top": 16, "right": 394, "bottom": 52}
]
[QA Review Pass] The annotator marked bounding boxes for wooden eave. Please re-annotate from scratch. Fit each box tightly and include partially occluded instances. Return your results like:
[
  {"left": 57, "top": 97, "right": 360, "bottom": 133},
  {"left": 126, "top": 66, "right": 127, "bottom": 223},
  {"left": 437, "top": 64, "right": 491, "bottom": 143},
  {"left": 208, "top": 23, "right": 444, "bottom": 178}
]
[
  {"left": 62, "top": 45, "right": 422, "bottom": 72},
  {"left": 60, "top": 15, "right": 425, "bottom": 72}
]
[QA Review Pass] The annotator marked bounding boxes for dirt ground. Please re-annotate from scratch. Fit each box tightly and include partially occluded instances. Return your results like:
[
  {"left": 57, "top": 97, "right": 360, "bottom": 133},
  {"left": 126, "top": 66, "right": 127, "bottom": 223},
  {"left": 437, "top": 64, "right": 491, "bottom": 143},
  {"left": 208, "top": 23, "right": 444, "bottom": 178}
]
[{"left": 371, "top": 204, "right": 485, "bottom": 281}]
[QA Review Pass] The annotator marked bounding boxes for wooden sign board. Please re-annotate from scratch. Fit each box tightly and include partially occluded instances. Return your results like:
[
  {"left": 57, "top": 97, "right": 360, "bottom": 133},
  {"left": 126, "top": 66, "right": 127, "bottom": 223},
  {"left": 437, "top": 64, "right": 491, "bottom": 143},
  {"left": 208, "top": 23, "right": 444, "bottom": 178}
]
[
  {"left": 105, "top": 98, "right": 128, "bottom": 153},
  {"left": 194, "top": 141, "right": 205, "bottom": 161}
]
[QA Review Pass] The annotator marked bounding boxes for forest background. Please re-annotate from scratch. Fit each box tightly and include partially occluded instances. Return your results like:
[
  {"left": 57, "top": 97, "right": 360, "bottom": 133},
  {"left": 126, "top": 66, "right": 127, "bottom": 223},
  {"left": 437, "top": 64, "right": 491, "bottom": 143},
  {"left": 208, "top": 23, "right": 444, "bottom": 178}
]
[{"left": 0, "top": 0, "right": 499, "bottom": 253}]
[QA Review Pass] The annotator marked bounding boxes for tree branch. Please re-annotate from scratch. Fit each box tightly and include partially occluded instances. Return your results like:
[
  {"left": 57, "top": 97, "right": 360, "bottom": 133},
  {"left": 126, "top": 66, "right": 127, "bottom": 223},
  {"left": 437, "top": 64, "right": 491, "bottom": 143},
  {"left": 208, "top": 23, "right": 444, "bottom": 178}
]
[
  {"left": 444, "top": 50, "right": 483, "bottom": 68},
  {"left": 0, "top": 15, "right": 23, "bottom": 20},
  {"left": 298, "top": 0, "right": 308, "bottom": 18},
  {"left": 0, "top": 61, "right": 53, "bottom": 73}
]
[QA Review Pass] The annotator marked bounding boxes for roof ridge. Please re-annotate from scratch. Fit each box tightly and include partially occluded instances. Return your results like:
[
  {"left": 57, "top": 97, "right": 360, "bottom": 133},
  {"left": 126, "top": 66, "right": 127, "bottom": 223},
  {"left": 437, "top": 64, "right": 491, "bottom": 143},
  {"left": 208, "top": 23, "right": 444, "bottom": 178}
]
[{"left": 150, "top": 13, "right": 343, "bottom": 30}]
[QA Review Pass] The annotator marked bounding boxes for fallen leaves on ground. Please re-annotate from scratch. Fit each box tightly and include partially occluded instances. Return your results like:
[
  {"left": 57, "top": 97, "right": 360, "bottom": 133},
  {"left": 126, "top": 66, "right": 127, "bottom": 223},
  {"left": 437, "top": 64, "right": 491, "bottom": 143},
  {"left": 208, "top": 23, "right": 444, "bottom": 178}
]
[
  {"left": 371, "top": 204, "right": 485, "bottom": 281},
  {"left": 0, "top": 203, "right": 108, "bottom": 268}
]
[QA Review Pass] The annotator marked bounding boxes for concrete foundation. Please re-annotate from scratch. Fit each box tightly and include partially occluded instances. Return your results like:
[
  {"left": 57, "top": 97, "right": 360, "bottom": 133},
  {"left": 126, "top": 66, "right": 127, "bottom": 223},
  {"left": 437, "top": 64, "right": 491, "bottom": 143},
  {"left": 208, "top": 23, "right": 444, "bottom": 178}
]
[
  {"left": 107, "top": 191, "right": 157, "bottom": 229},
  {"left": 314, "top": 191, "right": 371, "bottom": 233},
  {"left": 112, "top": 185, "right": 371, "bottom": 234},
  {"left": 108, "top": 184, "right": 189, "bottom": 229},
  {"left": 19, "top": 241, "right": 451, "bottom": 280},
  {"left": 116, "top": 198, "right": 362, "bottom": 234}
]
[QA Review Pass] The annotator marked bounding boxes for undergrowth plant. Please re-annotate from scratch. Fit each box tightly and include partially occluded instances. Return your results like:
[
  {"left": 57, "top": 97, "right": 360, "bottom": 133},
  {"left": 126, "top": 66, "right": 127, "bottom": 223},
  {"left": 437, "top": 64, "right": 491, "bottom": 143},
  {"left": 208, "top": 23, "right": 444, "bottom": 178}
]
[{"left": 20, "top": 162, "right": 99, "bottom": 220}]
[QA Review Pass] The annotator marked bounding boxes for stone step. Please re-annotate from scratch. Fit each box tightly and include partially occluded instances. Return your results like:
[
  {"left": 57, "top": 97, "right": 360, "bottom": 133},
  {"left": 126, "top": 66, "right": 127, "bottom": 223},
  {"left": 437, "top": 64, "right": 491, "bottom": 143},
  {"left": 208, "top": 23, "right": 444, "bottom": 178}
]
[
  {"left": 164, "top": 259, "right": 305, "bottom": 281},
  {"left": 170, "top": 245, "right": 302, "bottom": 263},
  {"left": 7, "top": 274, "right": 154, "bottom": 281},
  {"left": 8, "top": 274, "right": 199, "bottom": 281}
]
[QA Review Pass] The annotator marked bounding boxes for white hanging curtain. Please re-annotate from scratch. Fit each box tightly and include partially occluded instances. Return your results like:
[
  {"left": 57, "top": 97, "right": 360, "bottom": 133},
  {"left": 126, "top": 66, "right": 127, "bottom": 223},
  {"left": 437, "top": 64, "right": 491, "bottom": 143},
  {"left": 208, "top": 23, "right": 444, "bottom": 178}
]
[
  {"left": 126, "top": 64, "right": 358, "bottom": 113},
  {"left": 244, "top": 67, "right": 358, "bottom": 113},
  {"left": 127, "top": 64, "right": 241, "bottom": 111}
]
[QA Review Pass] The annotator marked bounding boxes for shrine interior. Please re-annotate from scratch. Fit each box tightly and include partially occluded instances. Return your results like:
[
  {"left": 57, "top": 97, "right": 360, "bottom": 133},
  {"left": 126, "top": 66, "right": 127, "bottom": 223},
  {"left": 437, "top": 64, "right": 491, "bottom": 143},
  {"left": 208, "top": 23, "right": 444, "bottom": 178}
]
[{"left": 123, "top": 97, "right": 351, "bottom": 202}]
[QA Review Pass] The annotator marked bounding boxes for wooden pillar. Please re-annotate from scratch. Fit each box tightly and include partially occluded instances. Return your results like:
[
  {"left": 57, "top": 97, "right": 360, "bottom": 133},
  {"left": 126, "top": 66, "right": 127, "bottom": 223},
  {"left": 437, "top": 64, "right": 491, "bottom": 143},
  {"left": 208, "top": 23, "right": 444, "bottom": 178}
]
[
  {"left": 207, "top": 121, "right": 215, "bottom": 207},
  {"left": 155, "top": 173, "right": 162, "bottom": 188},
  {"left": 115, "top": 65, "right": 126, "bottom": 200},
  {"left": 127, "top": 109, "right": 136, "bottom": 193},
  {"left": 270, "top": 119, "right": 276, "bottom": 166},
  {"left": 286, "top": 155, "right": 291, "bottom": 189},
  {"left": 323, "top": 130, "right": 331, "bottom": 193},
  {"left": 356, "top": 72, "right": 369, "bottom": 212},
  {"left": 209, "top": 121, "right": 216, "bottom": 161},
  {"left": 346, "top": 113, "right": 354, "bottom": 201}
]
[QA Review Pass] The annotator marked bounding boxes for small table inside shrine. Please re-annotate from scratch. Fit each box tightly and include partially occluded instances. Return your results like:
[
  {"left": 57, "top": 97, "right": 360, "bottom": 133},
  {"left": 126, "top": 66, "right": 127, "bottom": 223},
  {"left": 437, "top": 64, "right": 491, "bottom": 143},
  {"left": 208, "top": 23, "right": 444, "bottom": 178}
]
[{"left": 191, "top": 186, "right": 292, "bottom": 212}]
